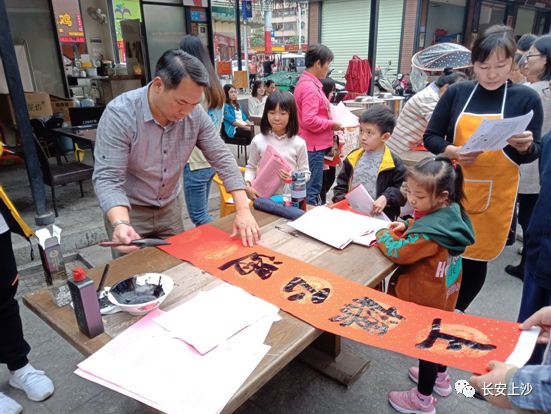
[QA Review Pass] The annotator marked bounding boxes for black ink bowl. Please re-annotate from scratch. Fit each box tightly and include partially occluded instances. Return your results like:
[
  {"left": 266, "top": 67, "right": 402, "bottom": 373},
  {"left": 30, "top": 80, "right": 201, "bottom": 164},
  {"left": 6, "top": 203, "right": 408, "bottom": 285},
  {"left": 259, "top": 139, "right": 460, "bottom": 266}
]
[{"left": 107, "top": 273, "right": 174, "bottom": 316}]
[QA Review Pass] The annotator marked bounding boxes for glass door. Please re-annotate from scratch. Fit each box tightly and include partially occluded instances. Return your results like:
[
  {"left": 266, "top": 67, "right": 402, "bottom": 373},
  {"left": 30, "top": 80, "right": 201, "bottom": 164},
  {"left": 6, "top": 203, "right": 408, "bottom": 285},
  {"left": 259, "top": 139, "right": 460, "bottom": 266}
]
[
  {"left": 478, "top": 1, "right": 506, "bottom": 34},
  {"left": 142, "top": 2, "right": 186, "bottom": 80}
]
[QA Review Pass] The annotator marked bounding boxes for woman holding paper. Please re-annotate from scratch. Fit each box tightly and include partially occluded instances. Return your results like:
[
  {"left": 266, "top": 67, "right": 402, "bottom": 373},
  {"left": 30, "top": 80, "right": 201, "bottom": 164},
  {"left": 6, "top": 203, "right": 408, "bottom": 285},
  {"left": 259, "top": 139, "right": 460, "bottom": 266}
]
[
  {"left": 244, "top": 91, "right": 310, "bottom": 200},
  {"left": 424, "top": 25, "right": 543, "bottom": 312},
  {"left": 294, "top": 44, "right": 344, "bottom": 205}
]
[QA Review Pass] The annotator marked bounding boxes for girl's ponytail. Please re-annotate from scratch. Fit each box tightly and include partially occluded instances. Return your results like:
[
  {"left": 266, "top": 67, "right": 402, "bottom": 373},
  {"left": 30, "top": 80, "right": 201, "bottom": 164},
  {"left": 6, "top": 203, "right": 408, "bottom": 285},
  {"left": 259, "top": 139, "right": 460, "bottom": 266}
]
[
  {"left": 433, "top": 156, "right": 467, "bottom": 219},
  {"left": 409, "top": 156, "right": 468, "bottom": 219}
]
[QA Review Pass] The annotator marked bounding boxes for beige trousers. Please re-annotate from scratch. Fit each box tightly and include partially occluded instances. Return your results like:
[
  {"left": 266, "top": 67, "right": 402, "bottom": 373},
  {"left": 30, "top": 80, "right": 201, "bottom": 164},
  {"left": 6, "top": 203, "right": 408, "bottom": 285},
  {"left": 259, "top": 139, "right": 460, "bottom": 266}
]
[{"left": 104, "top": 193, "right": 185, "bottom": 258}]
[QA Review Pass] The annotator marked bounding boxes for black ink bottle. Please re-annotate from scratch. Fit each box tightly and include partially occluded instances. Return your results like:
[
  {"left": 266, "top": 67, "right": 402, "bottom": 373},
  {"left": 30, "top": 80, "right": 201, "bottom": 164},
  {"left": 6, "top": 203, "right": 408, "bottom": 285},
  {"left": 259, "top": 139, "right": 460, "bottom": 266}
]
[{"left": 68, "top": 267, "right": 104, "bottom": 338}]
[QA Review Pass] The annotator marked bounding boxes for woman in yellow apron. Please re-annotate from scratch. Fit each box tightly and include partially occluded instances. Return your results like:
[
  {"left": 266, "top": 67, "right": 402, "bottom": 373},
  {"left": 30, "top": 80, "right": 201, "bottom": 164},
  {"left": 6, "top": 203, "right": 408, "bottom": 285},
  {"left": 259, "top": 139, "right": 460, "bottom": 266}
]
[
  {"left": 424, "top": 25, "right": 543, "bottom": 312},
  {"left": 1, "top": 144, "right": 55, "bottom": 411}
]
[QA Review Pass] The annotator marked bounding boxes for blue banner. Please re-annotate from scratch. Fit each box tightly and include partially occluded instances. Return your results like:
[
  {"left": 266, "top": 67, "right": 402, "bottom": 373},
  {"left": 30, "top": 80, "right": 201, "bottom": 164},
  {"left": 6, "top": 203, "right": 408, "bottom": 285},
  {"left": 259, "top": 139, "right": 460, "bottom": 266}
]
[{"left": 242, "top": 0, "right": 252, "bottom": 19}]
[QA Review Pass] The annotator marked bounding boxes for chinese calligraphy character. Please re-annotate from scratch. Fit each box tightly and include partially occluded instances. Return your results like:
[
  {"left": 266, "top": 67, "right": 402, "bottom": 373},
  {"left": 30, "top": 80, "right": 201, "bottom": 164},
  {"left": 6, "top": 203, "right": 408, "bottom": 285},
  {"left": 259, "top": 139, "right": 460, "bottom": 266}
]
[
  {"left": 329, "top": 296, "right": 405, "bottom": 335},
  {"left": 416, "top": 318, "right": 497, "bottom": 352},
  {"left": 218, "top": 252, "right": 282, "bottom": 280},
  {"left": 520, "top": 383, "right": 533, "bottom": 396},
  {"left": 58, "top": 13, "right": 72, "bottom": 27},
  {"left": 494, "top": 383, "right": 507, "bottom": 396},
  {"left": 283, "top": 277, "right": 331, "bottom": 304},
  {"left": 482, "top": 382, "right": 494, "bottom": 396},
  {"left": 508, "top": 382, "right": 522, "bottom": 396}
]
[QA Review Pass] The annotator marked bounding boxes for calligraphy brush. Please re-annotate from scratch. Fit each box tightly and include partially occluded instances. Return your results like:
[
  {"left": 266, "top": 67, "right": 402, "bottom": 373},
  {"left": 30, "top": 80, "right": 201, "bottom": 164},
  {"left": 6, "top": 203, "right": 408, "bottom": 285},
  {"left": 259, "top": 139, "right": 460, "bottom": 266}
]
[
  {"left": 153, "top": 275, "right": 163, "bottom": 297},
  {"left": 98, "top": 238, "right": 171, "bottom": 247},
  {"left": 96, "top": 263, "right": 110, "bottom": 293}
]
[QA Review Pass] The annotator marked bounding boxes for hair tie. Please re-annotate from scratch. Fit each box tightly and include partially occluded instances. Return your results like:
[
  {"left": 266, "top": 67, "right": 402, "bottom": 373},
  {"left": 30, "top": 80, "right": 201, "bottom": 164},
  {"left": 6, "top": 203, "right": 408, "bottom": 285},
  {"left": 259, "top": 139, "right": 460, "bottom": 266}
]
[{"left": 451, "top": 160, "right": 459, "bottom": 170}]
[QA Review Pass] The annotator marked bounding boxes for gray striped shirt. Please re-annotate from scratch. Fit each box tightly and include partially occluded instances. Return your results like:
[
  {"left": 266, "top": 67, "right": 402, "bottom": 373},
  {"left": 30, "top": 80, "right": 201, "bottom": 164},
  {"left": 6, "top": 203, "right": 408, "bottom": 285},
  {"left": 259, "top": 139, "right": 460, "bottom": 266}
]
[
  {"left": 387, "top": 82, "right": 440, "bottom": 156},
  {"left": 93, "top": 84, "right": 245, "bottom": 214}
]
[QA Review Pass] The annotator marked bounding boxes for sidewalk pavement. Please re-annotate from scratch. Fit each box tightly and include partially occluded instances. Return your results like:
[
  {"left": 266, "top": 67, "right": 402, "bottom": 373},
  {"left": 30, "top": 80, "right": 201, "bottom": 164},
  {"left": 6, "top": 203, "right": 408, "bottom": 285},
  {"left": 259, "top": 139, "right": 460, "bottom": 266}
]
[{"left": 1, "top": 151, "right": 523, "bottom": 413}]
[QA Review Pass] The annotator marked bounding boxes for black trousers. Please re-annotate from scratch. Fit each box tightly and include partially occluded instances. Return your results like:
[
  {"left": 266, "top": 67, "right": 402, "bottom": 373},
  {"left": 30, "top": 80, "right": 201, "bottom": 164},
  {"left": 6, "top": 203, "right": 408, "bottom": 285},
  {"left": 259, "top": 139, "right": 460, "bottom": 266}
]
[
  {"left": 456, "top": 259, "right": 488, "bottom": 312},
  {"left": 234, "top": 127, "right": 252, "bottom": 139},
  {"left": 0, "top": 230, "right": 30, "bottom": 370},
  {"left": 418, "top": 360, "right": 447, "bottom": 396},
  {"left": 320, "top": 166, "right": 336, "bottom": 205},
  {"left": 517, "top": 194, "right": 538, "bottom": 267}
]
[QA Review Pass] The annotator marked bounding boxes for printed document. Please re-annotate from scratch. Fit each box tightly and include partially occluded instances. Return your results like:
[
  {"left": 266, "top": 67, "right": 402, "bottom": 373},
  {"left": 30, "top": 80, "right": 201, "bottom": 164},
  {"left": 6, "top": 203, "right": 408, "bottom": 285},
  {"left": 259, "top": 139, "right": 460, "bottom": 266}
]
[{"left": 459, "top": 111, "right": 533, "bottom": 154}]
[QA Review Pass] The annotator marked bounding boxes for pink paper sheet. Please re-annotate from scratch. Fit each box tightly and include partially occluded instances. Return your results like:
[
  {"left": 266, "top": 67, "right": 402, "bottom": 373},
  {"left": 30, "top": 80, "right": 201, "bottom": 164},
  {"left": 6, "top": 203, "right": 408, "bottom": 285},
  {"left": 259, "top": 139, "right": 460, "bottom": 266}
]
[
  {"left": 251, "top": 145, "right": 290, "bottom": 197},
  {"left": 76, "top": 304, "right": 272, "bottom": 413}
]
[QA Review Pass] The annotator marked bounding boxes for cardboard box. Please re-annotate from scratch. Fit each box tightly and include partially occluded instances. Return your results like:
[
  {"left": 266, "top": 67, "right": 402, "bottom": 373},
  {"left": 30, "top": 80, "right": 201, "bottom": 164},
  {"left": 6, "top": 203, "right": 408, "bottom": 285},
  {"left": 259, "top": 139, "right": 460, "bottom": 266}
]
[
  {"left": 50, "top": 95, "right": 78, "bottom": 125},
  {"left": 0, "top": 91, "right": 53, "bottom": 125}
]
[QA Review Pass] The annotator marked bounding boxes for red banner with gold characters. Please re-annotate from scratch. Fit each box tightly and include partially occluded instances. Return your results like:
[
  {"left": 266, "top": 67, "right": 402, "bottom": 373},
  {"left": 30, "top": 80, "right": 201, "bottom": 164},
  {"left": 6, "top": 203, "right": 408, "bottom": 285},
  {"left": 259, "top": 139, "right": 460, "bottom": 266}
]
[{"left": 160, "top": 225, "right": 528, "bottom": 374}]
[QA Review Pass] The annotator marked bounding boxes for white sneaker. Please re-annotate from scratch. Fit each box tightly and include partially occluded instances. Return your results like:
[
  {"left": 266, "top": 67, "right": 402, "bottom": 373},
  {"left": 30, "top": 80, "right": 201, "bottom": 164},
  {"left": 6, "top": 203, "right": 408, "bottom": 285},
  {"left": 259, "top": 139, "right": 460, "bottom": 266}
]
[
  {"left": 0, "top": 393, "right": 22, "bottom": 414},
  {"left": 9, "top": 363, "right": 54, "bottom": 402}
]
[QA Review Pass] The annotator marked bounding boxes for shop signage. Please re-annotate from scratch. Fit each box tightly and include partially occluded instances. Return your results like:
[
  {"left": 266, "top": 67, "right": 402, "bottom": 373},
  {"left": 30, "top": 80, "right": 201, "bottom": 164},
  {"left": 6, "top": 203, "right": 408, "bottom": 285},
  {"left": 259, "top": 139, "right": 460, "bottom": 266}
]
[
  {"left": 183, "top": 0, "right": 208, "bottom": 6},
  {"left": 242, "top": 0, "right": 252, "bottom": 19},
  {"left": 52, "top": 0, "right": 85, "bottom": 43},
  {"left": 190, "top": 9, "right": 208, "bottom": 22}
]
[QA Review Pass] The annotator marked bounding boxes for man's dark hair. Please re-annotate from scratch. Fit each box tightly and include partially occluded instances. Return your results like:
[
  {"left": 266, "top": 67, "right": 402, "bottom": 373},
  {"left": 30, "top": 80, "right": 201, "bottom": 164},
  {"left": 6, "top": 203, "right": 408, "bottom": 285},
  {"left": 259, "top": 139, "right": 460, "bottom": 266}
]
[
  {"left": 260, "top": 91, "right": 299, "bottom": 138},
  {"left": 154, "top": 49, "right": 209, "bottom": 90},
  {"left": 517, "top": 33, "right": 537, "bottom": 52},
  {"left": 359, "top": 104, "right": 396, "bottom": 135},
  {"left": 265, "top": 79, "right": 275, "bottom": 88},
  {"left": 305, "top": 44, "right": 334, "bottom": 68}
]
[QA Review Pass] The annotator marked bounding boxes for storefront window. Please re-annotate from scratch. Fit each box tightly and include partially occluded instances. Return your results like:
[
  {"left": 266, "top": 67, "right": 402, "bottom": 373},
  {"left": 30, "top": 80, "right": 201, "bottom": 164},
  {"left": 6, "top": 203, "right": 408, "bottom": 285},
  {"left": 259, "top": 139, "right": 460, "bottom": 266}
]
[
  {"left": 422, "top": 0, "right": 466, "bottom": 47},
  {"left": 110, "top": 0, "right": 142, "bottom": 63},
  {"left": 478, "top": 1, "right": 506, "bottom": 34},
  {"left": 515, "top": 7, "right": 535, "bottom": 36},
  {"left": 212, "top": 2, "right": 238, "bottom": 62}
]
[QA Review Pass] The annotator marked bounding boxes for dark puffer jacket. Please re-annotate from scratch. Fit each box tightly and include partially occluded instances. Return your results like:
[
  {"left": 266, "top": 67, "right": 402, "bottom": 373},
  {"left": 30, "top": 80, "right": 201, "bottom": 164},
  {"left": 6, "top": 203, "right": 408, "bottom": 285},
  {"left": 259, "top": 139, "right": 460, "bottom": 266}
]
[{"left": 332, "top": 145, "right": 406, "bottom": 220}]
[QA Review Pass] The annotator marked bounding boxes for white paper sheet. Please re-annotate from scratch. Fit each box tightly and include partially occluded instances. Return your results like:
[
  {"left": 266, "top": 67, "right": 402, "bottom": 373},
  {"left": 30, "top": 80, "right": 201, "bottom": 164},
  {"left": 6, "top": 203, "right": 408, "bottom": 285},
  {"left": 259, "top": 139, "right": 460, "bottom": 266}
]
[
  {"left": 345, "top": 184, "right": 391, "bottom": 222},
  {"left": 459, "top": 111, "right": 533, "bottom": 154},
  {"left": 352, "top": 216, "right": 390, "bottom": 247},
  {"left": 154, "top": 283, "right": 279, "bottom": 354},
  {"left": 505, "top": 327, "right": 541, "bottom": 367},
  {"left": 331, "top": 102, "right": 359, "bottom": 128},
  {"left": 289, "top": 206, "right": 388, "bottom": 249},
  {"left": 76, "top": 308, "right": 273, "bottom": 414}
]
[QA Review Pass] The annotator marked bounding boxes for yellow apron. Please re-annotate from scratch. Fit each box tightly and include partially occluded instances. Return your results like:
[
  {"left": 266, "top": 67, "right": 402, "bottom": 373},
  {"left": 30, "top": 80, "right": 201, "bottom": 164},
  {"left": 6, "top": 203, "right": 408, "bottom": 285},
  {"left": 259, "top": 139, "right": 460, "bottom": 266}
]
[{"left": 454, "top": 83, "right": 519, "bottom": 261}]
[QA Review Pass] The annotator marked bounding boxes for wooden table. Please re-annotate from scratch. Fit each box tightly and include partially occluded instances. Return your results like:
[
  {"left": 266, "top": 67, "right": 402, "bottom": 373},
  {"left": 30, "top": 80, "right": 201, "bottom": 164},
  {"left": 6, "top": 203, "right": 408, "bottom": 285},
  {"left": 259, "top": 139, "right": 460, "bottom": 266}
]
[
  {"left": 53, "top": 126, "right": 97, "bottom": 143},
  {"left": 23, "top": 210, "right": 395, "bottom": 413}
]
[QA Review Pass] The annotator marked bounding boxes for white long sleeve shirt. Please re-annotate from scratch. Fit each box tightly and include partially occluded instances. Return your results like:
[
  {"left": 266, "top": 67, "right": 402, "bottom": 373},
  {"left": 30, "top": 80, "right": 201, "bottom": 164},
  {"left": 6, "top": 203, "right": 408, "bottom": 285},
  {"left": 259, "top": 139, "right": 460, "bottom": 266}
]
[{"left": 245, "top": 133, "right": 311, "bottom": 194}]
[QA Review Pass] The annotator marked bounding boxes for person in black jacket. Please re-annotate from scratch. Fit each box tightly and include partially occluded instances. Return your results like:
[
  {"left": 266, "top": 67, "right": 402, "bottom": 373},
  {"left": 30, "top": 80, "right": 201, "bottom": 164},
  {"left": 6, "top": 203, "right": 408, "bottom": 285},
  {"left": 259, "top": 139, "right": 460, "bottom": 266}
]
[
  {"left": 0, "top": 184, "right": 55, "bottom": 412},
  {"left": 332, "top": 105, "right": 406, "bottom": 220},
  {"left": 519, "top": 130, "right": 551, "bottom": 364}
]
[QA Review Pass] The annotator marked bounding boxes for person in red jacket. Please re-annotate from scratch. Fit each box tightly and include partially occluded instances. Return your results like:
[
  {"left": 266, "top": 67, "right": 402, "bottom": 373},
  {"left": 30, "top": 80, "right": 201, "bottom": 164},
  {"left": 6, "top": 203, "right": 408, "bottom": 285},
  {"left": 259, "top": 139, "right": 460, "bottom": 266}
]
[{"left": 376, "top": 157, "right": 474, "bottom": 414}]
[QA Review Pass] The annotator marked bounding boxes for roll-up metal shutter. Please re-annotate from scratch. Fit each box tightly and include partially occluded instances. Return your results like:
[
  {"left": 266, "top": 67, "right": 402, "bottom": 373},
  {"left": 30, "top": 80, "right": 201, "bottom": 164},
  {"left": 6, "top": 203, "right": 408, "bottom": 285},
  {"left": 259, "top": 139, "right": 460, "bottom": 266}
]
[{"left": 321, "top": 0, "right": 404, "bottom": 81}]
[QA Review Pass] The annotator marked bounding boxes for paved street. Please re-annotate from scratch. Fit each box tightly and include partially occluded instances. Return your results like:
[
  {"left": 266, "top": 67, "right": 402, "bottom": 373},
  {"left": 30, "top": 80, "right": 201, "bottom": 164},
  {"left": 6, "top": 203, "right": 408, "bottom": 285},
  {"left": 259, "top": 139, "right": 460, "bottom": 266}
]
[{"left": 0, "top": 155, "right": 524, "bottom": 413}]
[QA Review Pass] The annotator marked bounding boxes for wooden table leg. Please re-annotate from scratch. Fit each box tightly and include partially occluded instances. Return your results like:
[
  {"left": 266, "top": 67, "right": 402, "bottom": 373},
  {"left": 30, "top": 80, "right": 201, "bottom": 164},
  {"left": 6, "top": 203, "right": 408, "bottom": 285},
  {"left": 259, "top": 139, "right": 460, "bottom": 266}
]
[{"left": 298, "top": 332, "right": 370, "bottom": 386}]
